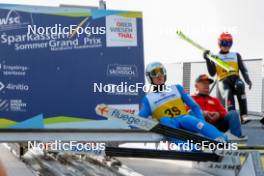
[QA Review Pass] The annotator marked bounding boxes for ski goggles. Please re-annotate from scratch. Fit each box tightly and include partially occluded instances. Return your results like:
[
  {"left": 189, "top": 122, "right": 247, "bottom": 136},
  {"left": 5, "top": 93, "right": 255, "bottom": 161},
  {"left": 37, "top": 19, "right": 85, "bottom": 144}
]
[
  {"left": 220, "top": 40, "right": 233, "bottom": 47},
  {"left": 149, "top": 67, "right": 166, "bottom": 78}
]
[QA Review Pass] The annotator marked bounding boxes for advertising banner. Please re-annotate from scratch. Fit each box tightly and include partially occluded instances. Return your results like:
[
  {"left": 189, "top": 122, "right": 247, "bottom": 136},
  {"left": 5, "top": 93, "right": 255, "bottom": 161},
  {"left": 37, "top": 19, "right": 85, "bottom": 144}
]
[{"left": 0, "top": 4, "right": 144, "bottom": 129}]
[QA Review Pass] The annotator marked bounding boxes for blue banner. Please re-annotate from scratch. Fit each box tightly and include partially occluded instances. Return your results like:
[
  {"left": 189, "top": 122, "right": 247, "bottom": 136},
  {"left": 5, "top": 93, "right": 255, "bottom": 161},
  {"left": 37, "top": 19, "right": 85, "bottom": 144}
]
[{"left": 0, "top": 4, "right": 144, "bottom": 129}]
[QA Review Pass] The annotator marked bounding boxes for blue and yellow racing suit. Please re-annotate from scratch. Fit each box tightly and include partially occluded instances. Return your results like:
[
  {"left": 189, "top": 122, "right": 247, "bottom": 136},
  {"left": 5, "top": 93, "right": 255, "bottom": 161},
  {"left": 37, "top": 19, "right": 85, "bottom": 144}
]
[{"left": 138, "top": 84, "right": 227, "bottom": 142}]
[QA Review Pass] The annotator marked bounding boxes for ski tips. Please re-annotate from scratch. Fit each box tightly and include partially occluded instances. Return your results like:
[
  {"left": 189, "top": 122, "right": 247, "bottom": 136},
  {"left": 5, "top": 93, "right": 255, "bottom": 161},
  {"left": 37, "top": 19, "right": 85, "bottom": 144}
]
[
  {"left": 176, "top": 30, "right": 184, "bottom": 37},
  {"left": 176, "top": 30, "right": 188, "bottom": 40},
  {"left": 176, "top": 30, "right": 182, "bottom": 35},
  {"left": 95, "top": 104, "right": 109, "bottom": 117}
]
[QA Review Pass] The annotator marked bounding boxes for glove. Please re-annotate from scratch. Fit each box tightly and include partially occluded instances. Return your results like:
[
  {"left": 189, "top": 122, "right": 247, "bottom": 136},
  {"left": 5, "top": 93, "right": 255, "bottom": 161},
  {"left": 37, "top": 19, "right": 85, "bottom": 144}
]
[
  {"left": 248, "top": 81, "right": 252, "bottom": 90},
  {"left": 203, "top": 50, "right": 210, "bottom": 60}
]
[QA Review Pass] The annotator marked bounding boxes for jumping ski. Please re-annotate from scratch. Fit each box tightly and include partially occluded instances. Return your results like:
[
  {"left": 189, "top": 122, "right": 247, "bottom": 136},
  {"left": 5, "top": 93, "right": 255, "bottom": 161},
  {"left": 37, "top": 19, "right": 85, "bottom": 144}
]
[
  {"left": 95, "top": 104, "right": 223, "bottom": 145},
  {"left": 95, "top": 104, "right": 260, "bottom": 151},
  {"left": 176, "top": 30, "right": 234, "bottom": 72}
]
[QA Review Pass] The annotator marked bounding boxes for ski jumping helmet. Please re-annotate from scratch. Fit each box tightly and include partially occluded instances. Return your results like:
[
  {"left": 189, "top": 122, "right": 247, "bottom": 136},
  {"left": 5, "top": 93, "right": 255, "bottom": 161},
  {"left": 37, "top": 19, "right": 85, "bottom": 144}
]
[
  {"left": 145, "top": 62, "right": 167, "bottom": 84},
  {"left": 218, "top": 32, "right": 233, "bottom": 47}
]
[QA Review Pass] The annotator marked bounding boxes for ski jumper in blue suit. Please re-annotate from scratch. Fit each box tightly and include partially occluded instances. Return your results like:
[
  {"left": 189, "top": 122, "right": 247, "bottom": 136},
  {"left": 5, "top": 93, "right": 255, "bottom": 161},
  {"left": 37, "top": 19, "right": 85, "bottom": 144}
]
[{"left": 138, "top": 84, "right": 227, "bottom": 142}]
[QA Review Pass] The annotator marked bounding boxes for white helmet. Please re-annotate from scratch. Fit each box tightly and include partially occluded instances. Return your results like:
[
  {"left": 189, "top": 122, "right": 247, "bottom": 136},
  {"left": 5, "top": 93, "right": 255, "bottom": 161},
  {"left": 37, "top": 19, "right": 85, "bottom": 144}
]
[{"left": 145, "top": 62, "right": 167, "bottom": 84}]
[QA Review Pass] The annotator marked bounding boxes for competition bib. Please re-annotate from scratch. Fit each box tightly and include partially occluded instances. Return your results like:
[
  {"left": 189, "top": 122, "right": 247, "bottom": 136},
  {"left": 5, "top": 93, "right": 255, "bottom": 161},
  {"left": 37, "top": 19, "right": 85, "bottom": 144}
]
[
  {"left": 146, "top": 86, "right": 188, "bottom": 121},
  {"left": 216, "top": 52, "right": 239, "bottom": 80}
]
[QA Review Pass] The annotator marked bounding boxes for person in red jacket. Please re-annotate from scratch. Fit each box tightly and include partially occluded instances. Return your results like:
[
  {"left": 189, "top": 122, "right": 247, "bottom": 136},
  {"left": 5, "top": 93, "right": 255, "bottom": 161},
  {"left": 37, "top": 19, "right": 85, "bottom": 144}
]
[{"left": 191, "top": 74, "right": 246, "bottom": 139}]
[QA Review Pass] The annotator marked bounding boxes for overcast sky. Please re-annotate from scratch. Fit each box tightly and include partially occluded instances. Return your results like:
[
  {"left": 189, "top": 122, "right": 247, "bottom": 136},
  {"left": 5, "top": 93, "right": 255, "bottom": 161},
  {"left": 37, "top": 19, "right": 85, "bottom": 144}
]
[{"left": 0, "top": 0, "right": 263, "bottom": 64}]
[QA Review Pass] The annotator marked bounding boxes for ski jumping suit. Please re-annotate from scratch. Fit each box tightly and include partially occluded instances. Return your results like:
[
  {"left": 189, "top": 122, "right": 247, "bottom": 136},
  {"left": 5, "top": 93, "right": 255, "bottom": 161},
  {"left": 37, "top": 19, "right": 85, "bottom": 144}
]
[
  {"left": 138, "top": 84, "right": 227, "bottom": 141},
  {"left": 204, "top": 51, "right": 252, "bottom": 117}
]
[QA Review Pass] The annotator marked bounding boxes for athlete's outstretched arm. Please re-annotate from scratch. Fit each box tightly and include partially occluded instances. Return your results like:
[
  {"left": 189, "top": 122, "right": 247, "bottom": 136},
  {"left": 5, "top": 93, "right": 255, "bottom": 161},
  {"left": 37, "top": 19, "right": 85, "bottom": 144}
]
[
  {"left": 237, "top": 53, "right": 252, "bottom": 86},
  {"left": 176, "top": 84, "right": 204, "bottom": 120},
  {"left": 206, "top": 60, "right": 216, "bottom": 77},
  {"left": 138, "top": 96, "right": 152, "bottom": 119},
  {"left": 203, "top": 50, "right": 216, "bottom": 76}
]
